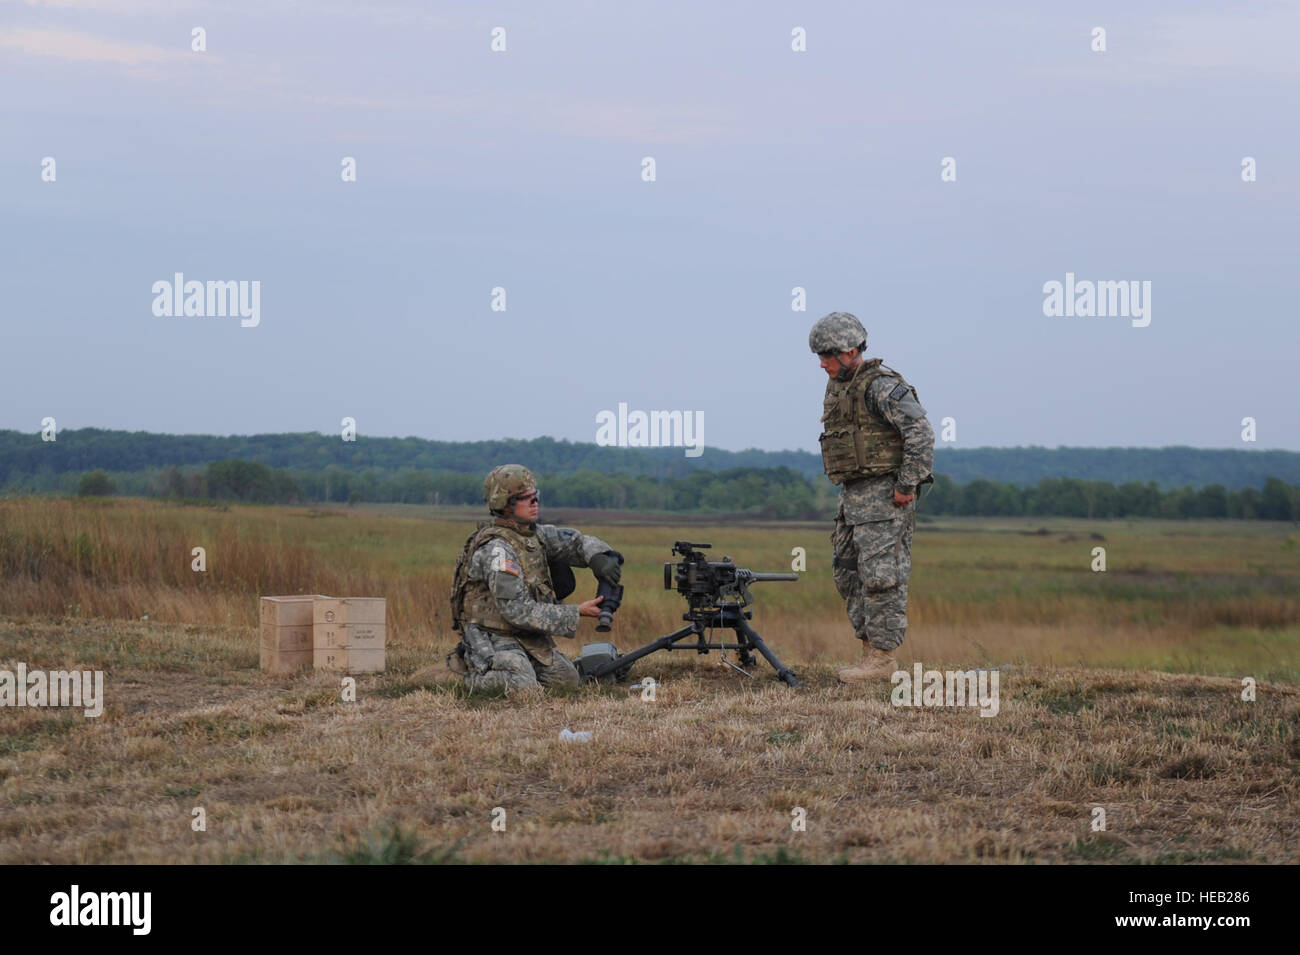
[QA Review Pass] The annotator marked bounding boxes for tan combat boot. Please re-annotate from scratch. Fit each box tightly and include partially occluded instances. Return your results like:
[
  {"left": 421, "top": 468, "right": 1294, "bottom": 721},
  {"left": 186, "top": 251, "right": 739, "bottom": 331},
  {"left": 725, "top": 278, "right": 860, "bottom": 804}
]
[
  {"left": 836, "top": 642, "right": 899, "bottom": 683},
  {"left": 445, "top": 647, "right": 468, "bottom": 677}
]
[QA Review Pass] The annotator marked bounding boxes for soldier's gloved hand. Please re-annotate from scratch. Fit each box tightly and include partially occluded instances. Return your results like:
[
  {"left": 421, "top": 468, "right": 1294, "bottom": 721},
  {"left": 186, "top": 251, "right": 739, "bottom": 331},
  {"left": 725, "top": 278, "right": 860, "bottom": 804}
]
[{"left": 588, "top": 551, "right": 623, "bottom": 586}]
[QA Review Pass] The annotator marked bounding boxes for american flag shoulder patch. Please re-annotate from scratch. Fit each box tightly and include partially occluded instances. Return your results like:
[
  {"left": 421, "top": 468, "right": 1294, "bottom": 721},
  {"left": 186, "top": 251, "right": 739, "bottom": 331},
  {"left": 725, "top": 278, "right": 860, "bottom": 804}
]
[
  {"left": 889, "top": 382, "right": 910, "bottom": 400},
  {"left": 498, "top": 558, "right": 522, "bottom": 577}
]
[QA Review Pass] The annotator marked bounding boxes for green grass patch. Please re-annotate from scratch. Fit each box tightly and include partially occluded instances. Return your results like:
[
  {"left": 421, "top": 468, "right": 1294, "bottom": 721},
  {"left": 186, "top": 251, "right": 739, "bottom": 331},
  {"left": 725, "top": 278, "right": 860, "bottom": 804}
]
[
  {"left": 581, "top": 845, "right": 841, "bottom": 865},
  {"left": 765, "top": 730, "right": 804, "bottom": 746},
  {"left": 0, "top": 712, "right": 83, "bottom": 757},
  {"left": 1038, "top": 688, "right": 1094, "bottom": 715},
  {"left": 1067, "top": 836, "right": 1127, "bottom": 860},
  {"left": 162, "top": 713, "right": 286, "bottom": 743},
  {"left": 313, "top": 824, "right": 465, "bottom": 865},
  {"left": 1088, "top": 761, "right": 1141, "bottom": 785},
  {"left": 1149, "top": 846, "right": 1252, "bottom": 864}
]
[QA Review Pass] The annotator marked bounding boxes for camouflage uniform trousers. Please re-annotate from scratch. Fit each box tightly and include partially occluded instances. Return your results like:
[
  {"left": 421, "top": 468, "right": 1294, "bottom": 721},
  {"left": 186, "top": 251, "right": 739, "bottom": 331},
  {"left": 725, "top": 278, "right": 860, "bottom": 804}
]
[
  {"left": 461, "top": 625, "right": 579, "bottom": 692},
  {"left": 831, "top": 508, "right": 916, "bottom": 652}
]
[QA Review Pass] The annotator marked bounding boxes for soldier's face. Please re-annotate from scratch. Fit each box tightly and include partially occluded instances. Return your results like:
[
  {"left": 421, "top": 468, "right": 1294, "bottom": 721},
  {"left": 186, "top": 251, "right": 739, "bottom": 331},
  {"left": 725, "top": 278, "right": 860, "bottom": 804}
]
[
  {"left": 818, "top": 348, "right": 859, "bottom": 377},
  {"left": 510, "top": 491, "right": 539, "bottom": 521}
]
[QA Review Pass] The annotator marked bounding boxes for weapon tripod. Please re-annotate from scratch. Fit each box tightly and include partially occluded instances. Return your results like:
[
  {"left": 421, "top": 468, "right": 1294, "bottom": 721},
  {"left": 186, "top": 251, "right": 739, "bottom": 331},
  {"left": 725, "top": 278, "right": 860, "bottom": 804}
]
[{"left": 581, "top": 602, "right": 799, "bottom": 687}]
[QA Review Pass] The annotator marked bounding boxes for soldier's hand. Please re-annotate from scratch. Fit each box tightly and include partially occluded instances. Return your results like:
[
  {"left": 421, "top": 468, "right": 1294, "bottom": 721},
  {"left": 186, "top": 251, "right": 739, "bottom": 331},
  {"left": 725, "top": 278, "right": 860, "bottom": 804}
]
[
  {"left": 588, "top": 551, "right": 623, "bottom": 585},
  {"left": 893, "top": 488, "right": 915, "bottom": 507},
  {"left": 578, "top": 596, "right": 605, "bottom": 618}
]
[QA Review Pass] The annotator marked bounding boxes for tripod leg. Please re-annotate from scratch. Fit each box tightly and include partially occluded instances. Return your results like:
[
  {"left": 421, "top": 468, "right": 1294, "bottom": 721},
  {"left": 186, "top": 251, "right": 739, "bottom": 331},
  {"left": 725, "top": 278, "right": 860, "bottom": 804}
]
[
  {"left": 735, "top": 618, "right": 799, "bottom": 687},
  {"left": 582, "top": 623, "right": 698, "bottom": 681}
]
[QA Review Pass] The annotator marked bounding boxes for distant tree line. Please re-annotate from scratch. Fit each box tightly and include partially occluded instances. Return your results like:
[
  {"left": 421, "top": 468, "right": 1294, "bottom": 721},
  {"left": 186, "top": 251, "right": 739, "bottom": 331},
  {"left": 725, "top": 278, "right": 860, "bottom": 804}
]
[
  {"left": 6, "top": 428, "right": 1300, "bottom": 491},
  {"left": 58, "top": 460, "right": 1300, "bottom": 521},
  {"left": 0, "top": 428, "right": 812, "bottom": 482},
  {"left": 921, "top": 474, "right": 1299, "bottom": 521},
  {"left": 926, "top": 445, "right": 1300, "bottom": 490}
]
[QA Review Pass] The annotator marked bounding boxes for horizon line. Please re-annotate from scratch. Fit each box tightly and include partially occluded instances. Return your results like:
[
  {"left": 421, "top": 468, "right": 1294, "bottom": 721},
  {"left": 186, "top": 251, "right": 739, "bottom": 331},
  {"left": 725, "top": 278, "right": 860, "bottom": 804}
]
[{"left": 2, "top": 426, "right": 1298, "bottom": 455}]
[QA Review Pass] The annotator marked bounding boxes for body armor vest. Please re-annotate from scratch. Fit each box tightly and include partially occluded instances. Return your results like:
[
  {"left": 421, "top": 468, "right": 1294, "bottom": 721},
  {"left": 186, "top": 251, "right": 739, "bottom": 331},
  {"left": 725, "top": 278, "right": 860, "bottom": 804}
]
[
  {"left": 818, "top": 358, "right": 918, "bottom": 485},
  {"left": 451, "top": 519, "right": 558, "bottom": 663}
]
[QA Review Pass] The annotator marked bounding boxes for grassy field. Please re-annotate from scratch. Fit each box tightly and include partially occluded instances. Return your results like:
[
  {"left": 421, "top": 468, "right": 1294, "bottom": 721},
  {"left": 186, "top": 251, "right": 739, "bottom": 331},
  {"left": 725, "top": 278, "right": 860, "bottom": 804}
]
[{"left": 1, "top": 497, "right": 1298, "bottom": 863}]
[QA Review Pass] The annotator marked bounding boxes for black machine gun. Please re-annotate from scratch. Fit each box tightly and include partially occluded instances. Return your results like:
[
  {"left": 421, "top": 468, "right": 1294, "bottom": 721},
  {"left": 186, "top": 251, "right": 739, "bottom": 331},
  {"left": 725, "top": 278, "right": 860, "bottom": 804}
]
[{"left": 576, "top": 541, "right": 799, "bottom": 687}]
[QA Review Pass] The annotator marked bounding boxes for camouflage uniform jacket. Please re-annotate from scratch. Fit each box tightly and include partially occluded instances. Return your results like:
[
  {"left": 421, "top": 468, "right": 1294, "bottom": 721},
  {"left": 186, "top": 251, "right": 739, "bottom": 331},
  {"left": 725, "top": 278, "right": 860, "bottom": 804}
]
[
  {"left": 836, "top": 361, "right": 936, "bottom": 524},
  {"left": 464, "top": 521, "right": 614, "bottom": 660}
]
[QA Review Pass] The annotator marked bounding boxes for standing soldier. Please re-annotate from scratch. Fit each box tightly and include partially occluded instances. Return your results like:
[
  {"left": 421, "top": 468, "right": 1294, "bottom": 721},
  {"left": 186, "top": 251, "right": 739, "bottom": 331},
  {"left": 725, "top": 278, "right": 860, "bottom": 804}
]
[
  {"left": 448, "top": 464, "right": 624, "bottom": 691},
  {"left": 810, "top": 312, "right": 935, "bottom": 682}
]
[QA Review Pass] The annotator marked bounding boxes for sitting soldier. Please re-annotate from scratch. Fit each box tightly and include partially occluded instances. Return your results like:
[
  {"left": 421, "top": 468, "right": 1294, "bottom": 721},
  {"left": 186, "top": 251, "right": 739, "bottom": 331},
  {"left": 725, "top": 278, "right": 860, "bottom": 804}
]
[{"left": 448, "top": 464, "right": 623, "bottom": 691}]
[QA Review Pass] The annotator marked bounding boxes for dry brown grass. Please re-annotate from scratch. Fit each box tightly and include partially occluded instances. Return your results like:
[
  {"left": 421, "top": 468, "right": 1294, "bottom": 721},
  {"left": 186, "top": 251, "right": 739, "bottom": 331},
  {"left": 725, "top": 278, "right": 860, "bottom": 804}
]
[
  {"left": 2, "top": 497, "right": 1298, "bottom": 863},
  {"left": 1, "top": 616, "right": 1296, "bottom": 864},
  {"left": 3, "top": 498, "right": 1298, "bottom": 679}
]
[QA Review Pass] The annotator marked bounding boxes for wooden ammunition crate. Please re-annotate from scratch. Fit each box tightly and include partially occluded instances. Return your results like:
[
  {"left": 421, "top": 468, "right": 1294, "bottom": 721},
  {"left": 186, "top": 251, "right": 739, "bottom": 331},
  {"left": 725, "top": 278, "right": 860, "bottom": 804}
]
[
  {"left": 259, "top": 594, "right": 332, "bottom": 673},
  {"left": 313, "top": 646, "right": 386, "bottom": 674},
  {"left": 313, "top": 597, "right": 386, "bottom": 673}
]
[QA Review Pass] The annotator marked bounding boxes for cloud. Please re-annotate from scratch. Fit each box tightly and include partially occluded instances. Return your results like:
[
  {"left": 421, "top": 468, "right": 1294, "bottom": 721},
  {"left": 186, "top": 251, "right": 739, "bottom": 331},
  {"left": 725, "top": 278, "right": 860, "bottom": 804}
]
[
  {"left": 0, "top": 26, "right": 192, "bottom": 65},
  {"left": 526, "top": 93, "right": 739, "bottom": 145},
  {"left": 14, "top": 0, "right": 190, "bottom": 12},
  {"left": 1144, "top": 4, "right": 1300, "bottom": 77}
]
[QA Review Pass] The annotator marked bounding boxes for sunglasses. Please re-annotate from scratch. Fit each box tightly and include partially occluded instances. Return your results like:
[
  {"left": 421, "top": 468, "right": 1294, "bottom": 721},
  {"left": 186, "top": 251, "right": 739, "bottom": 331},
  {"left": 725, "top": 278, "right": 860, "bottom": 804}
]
[{"left": 514, "top": 493, "right": 539, "bottom": 505}]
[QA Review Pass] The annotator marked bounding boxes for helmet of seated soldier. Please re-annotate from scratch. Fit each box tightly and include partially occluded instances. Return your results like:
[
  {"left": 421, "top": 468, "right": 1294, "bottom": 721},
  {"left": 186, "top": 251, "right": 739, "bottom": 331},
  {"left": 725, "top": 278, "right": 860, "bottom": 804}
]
[{"left": 484, "top": 464, "right": 537, "bottom": 513}]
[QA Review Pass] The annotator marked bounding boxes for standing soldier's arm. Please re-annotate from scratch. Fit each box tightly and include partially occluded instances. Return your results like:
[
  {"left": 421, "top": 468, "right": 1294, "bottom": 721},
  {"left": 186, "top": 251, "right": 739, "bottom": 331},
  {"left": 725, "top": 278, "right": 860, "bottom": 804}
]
[
  {"left": 471, "top": 540, "right": 580, "bottom": 637},
  {"left": 536, "top": 525, "right": 617, "bottom": 567},
  {"left": 869, "top": 377, "right": 936, "bottom": 495}
]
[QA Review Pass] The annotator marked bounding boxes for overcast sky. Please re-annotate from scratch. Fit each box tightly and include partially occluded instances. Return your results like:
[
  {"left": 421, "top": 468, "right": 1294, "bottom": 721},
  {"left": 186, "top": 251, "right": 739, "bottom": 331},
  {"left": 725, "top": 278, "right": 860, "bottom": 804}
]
[{"left": 3, "top": 0, "right": 1297, "bottom": 454}]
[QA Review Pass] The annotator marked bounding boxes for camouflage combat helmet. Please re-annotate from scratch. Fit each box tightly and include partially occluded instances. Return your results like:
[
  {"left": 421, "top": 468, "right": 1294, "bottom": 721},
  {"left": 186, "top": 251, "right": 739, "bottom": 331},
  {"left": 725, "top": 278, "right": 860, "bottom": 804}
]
[
  {"left": 808, "top": 311, "right": 867, "bottom": 356},
  {"left": 483, "top": 464, "right": 537, "bottom": 512}
]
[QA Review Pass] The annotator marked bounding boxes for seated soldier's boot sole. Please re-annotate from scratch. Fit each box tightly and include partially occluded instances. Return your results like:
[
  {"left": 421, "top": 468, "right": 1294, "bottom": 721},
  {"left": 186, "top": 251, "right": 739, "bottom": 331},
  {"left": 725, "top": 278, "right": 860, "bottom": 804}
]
[{"left": 446, "top": 651, "right": 468, "bottom": 676}]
